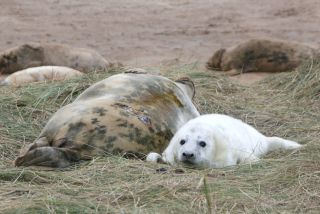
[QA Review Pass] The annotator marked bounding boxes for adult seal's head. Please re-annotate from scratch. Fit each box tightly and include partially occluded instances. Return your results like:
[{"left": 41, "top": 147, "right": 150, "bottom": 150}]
[
  {"left": 206, "top": 48, "right": 226, "bottom": 70},
  {"left": 14, "top": 73, "right": 200, "bottom": 167}
]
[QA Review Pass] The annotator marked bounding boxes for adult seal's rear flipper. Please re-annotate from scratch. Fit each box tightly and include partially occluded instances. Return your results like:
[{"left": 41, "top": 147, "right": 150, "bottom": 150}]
[{"left": 14, "top": 137, "right": 80, "bottom": 168}]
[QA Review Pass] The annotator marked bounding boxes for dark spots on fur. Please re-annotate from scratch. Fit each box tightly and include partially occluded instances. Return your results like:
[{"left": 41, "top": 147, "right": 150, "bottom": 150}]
[
  {"left": 243, "top": 50, "right": 256, "bottom": 65},
  {"left": 159, "top": 128, "right": 173, "bottom": 142},
  {"left": 127, "top": 132, "right": 135, "bottom": 141},
  {"left": 118, "top": 124, "right": 155, "bottom": 148},
  {"left": 85, "top": 125, "right": 108, "bottom": 146},
  {"left": 241, "top": 49, "right": 290, "bottom": 72},
  {"left": 138, "top": 134, "right": 153, "bottom": 146},
  {"left": 92, "top": 107, "right": 107, "bottom": 116},
  {"left": 267, "top": 52, "right": 289, "bottom": 64},
  {"left": 101, "top": 136, "right": 117, "bottom": 152},
  {"left": 148, "top": 127, "right": 155, "bottom": 133},
  {"left": 107, "top": 136, "right": 117, "bottom": 144},
  {"left": 117, "top": 119, "right": 128, "bottom": 127},
  {"left": 91, "top": 118, "right": 99, "bottom": 124},
  {"left": 104, "top": 141, "right": 114, "bottom": 151},
  {"left": 66, "top": 122, "right": 86, "bottom": 140},
  {"left": 119, "top": 133, "right": 131, "bottom": 141},
  {"left": 95, "top": 125, "right": 107, "bottom": 135},
  {"left": 134, "top": 127, "right": 142, "bottom": 138}
]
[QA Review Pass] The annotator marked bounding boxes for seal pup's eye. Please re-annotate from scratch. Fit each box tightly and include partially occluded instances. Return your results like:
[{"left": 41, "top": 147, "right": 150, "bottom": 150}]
[
  {"left": 199, "top": 141, "right": 206, "bottom": 147},
  {"left": 180, "top": 140, "right": 186, "bottom": 145}
]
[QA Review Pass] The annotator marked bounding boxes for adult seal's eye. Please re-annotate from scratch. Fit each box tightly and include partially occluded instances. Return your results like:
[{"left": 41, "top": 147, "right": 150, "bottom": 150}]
[
  {"left": 180, "top": 140, "right": 186, "bottom": 145},
  {"left": 199, "top": 141, "right": 206, "bottom": 147}
]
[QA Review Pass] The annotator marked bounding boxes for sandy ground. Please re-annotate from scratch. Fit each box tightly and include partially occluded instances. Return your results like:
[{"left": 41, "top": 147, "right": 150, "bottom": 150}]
[{"left": 1, "top": 0, "right": 320, "bottom": 84}]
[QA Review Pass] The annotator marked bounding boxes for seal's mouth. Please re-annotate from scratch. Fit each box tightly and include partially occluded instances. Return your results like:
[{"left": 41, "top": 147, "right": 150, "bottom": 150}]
[
  {"left": 181, "top": 159, "right": 195, "bottom": 165},
  {"left": 179, "top": 159, "right": 209, "bottom": 169},
  {"left": 180, "top": 160, "right": 201, "bottom": 169}
]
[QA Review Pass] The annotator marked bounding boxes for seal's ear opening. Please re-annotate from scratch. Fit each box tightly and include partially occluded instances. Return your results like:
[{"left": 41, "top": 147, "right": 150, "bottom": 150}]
[
  {"left": 206, "top": 48, "right": 226, "bottom": 70},
  {"left": 174, "top": 77, "right": 196, "bottom": 99}
]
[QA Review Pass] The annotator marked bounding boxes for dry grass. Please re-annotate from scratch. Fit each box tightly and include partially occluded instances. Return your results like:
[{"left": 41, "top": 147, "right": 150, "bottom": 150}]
[{"left": 0, "top": 62, "right": 319, "bottom": 213}]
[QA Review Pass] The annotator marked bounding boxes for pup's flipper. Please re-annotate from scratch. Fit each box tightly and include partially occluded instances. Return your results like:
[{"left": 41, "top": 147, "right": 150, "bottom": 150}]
[
  {"left": 146, "top": 152, "right": 165, "bottom": 163},
  {"left": 266, "top": 137, "right": 302, "bottom": 152}
]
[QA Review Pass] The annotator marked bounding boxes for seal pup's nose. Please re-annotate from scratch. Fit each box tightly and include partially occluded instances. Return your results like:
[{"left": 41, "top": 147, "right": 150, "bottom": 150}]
[{"left": 182, "top": 152, "right": 194, "bottom": 159}]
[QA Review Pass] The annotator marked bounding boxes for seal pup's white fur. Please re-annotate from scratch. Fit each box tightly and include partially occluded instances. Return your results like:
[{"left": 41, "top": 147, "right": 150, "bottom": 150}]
[
  {"left": 0, "top": 66, "right": 83, "bottom": 86},
  {"left": 147, "top": 114, "right": 302, "bottom": 168}
]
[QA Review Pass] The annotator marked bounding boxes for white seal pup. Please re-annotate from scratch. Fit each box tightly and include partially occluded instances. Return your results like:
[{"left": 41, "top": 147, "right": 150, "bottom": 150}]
[
  {"left": 147, "top": 114, "right": 302, "bottom": 168},
  {"left": 0, "top": 66, "right": 83, "bottom": 86}
]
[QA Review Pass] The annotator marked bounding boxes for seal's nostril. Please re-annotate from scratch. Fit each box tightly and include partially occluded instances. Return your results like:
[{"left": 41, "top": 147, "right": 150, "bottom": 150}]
[{"left": 183, "top": 153, "right": 194, "bottom": 159}]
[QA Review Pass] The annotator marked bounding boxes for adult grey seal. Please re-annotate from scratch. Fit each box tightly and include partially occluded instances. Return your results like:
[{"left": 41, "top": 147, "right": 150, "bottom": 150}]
[
  {"left": 14, "top": 73, "right": 200, "bottom": 167},
  {"left": 0, "top": 43, "right": 110, "bottom": 74},
  {"left": 207, "top": 39, "right": 319, "bottom": 75}
]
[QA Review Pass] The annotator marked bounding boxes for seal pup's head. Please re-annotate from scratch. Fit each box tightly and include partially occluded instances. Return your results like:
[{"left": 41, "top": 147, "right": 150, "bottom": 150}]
[{"left": 162, "top": 120, "right": 226, "bottom": 168}]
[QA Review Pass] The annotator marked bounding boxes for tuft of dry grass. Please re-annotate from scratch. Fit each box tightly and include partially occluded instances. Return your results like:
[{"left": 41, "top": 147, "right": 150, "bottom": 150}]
[
  {"left": 0, "top": 63, "right": 319, "bottom": 213},
  {"left": 263, "top": 59, "right": 320, "bottom": 101}
]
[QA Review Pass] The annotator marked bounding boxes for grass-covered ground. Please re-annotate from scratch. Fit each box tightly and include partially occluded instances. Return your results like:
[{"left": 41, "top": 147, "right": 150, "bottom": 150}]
[{"left": 0, "top": 63, "right": 319, "bottom": 213}]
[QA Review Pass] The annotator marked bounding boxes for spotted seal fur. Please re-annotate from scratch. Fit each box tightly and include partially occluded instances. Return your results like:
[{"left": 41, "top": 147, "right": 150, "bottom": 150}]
[{"left": 14, "top": 73, "right": 200, "bottom": 167}]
